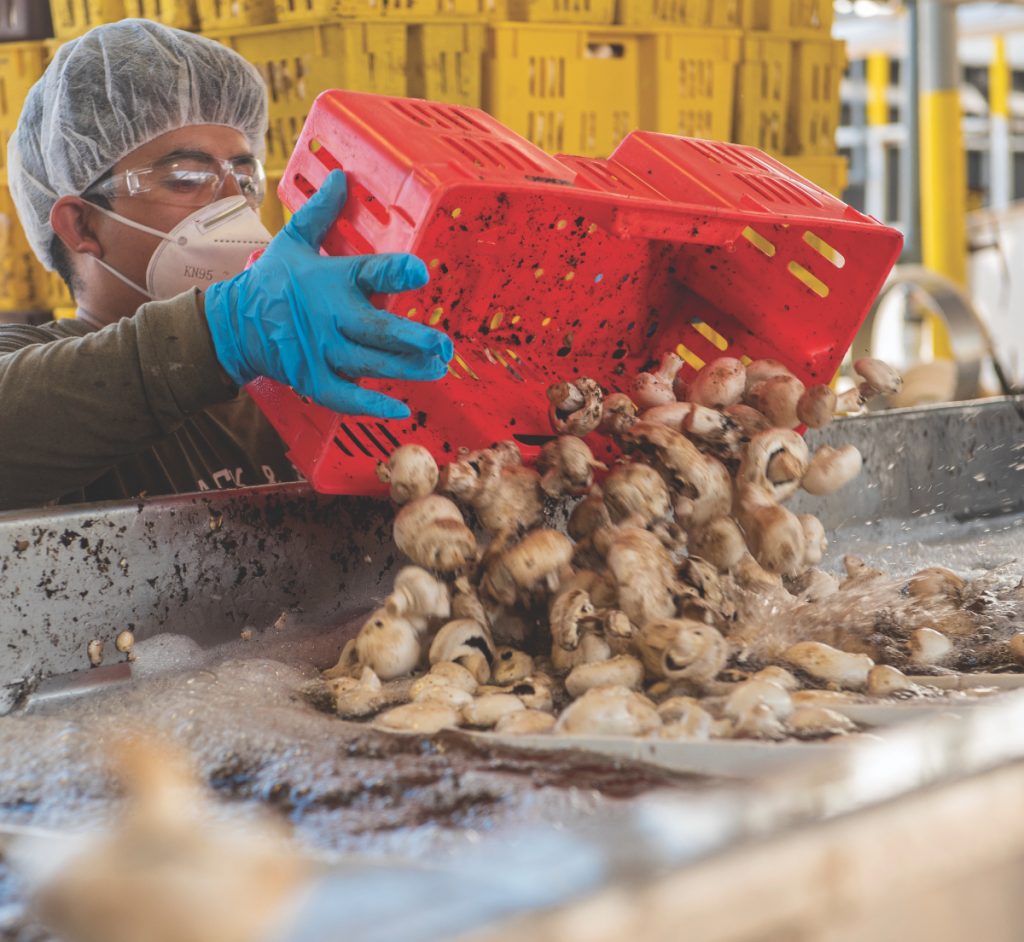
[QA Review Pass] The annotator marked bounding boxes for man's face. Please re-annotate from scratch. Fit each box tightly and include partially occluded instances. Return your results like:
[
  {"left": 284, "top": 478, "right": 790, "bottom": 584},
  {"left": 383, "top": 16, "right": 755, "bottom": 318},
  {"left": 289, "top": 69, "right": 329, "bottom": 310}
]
[{"left": 87, "top": 124, "right": 256, "bottom": 312}]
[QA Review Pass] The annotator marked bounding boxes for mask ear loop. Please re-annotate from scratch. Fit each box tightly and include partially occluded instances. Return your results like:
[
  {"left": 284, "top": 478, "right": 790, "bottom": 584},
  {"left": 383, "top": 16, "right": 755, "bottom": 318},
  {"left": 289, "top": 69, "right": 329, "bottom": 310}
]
[{"left": 90, "top": 254, "right": 155, "bottom": 300}]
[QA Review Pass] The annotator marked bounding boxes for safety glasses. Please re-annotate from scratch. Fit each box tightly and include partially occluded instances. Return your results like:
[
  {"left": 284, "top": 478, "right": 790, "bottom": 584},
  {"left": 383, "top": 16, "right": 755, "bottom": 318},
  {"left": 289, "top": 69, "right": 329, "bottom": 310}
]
[{"left": 84, "top": 151, "right": 267, "bottom": 209}]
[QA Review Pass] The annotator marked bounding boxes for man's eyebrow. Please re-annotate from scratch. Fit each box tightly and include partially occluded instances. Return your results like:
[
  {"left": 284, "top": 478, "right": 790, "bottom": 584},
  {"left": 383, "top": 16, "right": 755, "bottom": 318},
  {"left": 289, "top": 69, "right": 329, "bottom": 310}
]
[{"left": 152, "top": 148, "right": 257, "bottom": 166}]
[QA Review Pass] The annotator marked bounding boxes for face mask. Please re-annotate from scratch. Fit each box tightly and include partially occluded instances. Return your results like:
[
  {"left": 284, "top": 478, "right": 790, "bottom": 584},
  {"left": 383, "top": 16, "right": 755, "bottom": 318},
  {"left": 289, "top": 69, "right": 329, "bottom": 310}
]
[{"left": 90, "top": 196, "right": 273, "bottom": 301}]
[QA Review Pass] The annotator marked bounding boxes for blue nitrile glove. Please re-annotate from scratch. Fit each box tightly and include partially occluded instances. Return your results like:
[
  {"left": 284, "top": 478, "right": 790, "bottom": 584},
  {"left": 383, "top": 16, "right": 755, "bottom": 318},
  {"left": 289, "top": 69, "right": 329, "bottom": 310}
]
[{"left": 204, "top": 170, "right": 453, "bottom": 419}]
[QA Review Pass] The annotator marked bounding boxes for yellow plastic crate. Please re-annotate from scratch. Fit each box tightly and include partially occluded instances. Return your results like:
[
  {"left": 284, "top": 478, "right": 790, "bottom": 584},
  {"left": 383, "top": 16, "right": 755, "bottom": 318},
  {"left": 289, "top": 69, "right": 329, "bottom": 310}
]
[
  {"left": 48, "top": 0, "right": 125, "bottom": 39},
  {"left": 407, "top": 21, "right": 486, "bottom": 108},
  {"left": 209, "top": 19, "right": 407, "bottom": 171},
  {"left": 39, "top": 267, "right": 74, "bottom": 312},
  {"left": 485, "top": 24, "right": 642, "bottom": 157},
  {"left": 506, "top": 0, "right": 614, "bottom": 25},
  {"left": 615, "top": 0, "right": 708, "bottom": 28},
  {"left": 739, "top": 0, "right": 832, "bottom": 35},
  {"left": 0, "top": 41, "right": 49, "bottom": 182},
  {"left": 733, "top": 34, "right": 790, "bottom": 155},
  {"left": 788, "top": 36, "right": 845, "bottom": 155},
  {"left": 196, "top": 0, "right": 276, "bottom": 26},
  {"left": 276, "top": 0, "right": 503, "bottom": 18},
  {"left": 0, "top": 186, "right": 45, "bottom": 312},
  {"left": 784, "top": 153, "right": 847, "bottom": 196},
  {"left": 708, "top": 0, "right": 739, "bottom": 27},
  {"left": 261, "top": 173, "right": 292, "bottom": 233},
  {"left": 122, "top": 0, "right": 199, "bottom": 28},
  {"left": 645, "top": 28, "right": 739, "bottom": 140}
]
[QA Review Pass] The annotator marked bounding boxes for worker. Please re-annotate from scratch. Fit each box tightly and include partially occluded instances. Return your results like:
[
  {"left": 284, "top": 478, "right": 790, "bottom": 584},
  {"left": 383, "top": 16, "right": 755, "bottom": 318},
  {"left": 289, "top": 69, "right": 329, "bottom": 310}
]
[{"left": 0, "top": 19, "right": 452, "bottom": 511}]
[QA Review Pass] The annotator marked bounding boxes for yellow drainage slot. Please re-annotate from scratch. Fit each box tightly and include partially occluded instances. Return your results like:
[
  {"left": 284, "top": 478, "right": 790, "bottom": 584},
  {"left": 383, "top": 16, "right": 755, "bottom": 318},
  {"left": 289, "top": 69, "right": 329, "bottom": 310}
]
[
  {"left": 406, "top": 307, "right": 418, "bottom": 318},
  {"left": 448, "top": 364, "right": 463, "bottom": 380},
  {"left": 429, "top": 258, "right": 441, "bottom": 268},
  {"left": 741, "top": 226, "right": 776, "bottom": 257},
  {"left": 506, "top": 349, "right": 519, "bottom": 360},
  {"left": 454, "top": 353, "right": 479, "bottom": 380},
  {"left": 451, "top": 207, "right": 462, "bottom": 218},
  {"left": 511, "top": 315, "right": 522, "bottom": 325},
  {"left": 803, "top": 231, "right": 846, "bottom": 268},
  {"left": 692, "top": 321, "right": 729, "bottom": 351},
  {"left": 564, "top": 271, "right": 575, "bottom": 282},
  {"left": 740, "top": 354, "right": 753, "bottom": 365},
  {"left": 587, "top": 223, "right": 598, "bottom": 235},
  {"left": 429, "top": 307, "right": 445, "bottom": 325},
  {"left": 556, "top": 219, "right": 568, "bottom": 230},
  {"left": 534, "top": 268, "right": 545, "bottom": 279},
  {"left": 490, "top": 311, "right": 505, "bottom": 330},
  {"left": 788, "top": 261, "right": 830, "bottom": 298},
  {"left": 541, "top": 316, "right": 552, "bottom": 327},
  {"left": 676, "top": 343, "right": 706, "bottom": 370}
]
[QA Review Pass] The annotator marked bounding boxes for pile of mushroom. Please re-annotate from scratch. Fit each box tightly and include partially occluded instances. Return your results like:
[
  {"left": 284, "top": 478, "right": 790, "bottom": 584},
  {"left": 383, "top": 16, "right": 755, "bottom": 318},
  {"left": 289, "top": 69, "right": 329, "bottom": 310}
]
[{"left": 319, "top": 354, "right": 1024, "bottom": 742}]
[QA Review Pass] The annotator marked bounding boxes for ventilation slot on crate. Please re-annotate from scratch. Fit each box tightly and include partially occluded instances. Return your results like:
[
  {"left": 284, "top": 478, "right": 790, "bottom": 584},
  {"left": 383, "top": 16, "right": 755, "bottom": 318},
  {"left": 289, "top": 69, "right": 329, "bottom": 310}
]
[
  {"left": 389, "top": 98, "right": 492, "bottom": 133},
  {"left": 736, "top": 172, "right": 823, "bottom": 209}
]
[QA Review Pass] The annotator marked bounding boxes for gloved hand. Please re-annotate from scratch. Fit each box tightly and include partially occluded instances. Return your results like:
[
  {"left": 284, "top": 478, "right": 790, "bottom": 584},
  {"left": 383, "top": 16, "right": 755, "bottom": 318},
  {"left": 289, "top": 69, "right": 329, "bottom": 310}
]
[{"left": 204, "top": 169, "right": 453, "bottom": 419}]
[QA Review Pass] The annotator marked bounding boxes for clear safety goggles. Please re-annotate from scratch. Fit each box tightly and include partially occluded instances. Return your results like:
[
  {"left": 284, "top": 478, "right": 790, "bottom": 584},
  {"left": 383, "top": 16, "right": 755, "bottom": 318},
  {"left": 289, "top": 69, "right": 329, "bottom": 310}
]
[{"left": 84, "top": 152, "right": 267, "bottom": 209}]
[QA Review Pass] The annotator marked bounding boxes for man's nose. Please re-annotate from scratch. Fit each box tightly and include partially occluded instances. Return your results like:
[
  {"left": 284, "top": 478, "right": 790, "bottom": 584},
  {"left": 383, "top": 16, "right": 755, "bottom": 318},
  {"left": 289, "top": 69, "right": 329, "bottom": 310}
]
[{"left": 217, "top": 172, "right": 244, "bottom": 200}]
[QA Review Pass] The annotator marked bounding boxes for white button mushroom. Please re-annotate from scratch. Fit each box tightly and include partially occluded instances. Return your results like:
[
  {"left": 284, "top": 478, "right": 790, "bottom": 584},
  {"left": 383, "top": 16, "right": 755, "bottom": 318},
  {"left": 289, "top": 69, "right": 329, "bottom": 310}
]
[
  {"left": 636, "top": 620, "right": 728, "bottom": 688},
  {"left": 853, "top": 357, "right": 903, "bottom": 398},
  {"left": 115, "top": 630, "right": 136, "bottom": 661},
  {"left": 743, "top": 358, "right": 795, "bottom": 393},
  {"left": 738, "top": 429, "right": 810, "bottom": 503},
  {"left": 428, "top": 618, "right": 496, "bottom": 684},
  {"left": 550, "top": 630, "right": 613, "bottom": 672},
  {"left": 461, "top": 693, "right": 526, "bottom": 728},
  {"left": 735, "top": 485, "right": 807, "bottom": 578},
  {"left": 747, "top": 374, "right": 806, "bottom": 429},
  {"left": 481, "top": 529, "right": 575, "bottom": 608},
  {"left": 537, "top": 436, "right": 608, "bottom": 498},
  {"left": 686, "top": 515, "right": 747, "bottom": 573},
  {"left": 408, "top": 675, "right": 474, "bottom": 710},
  {"left": 494, "top": 709, "right": 557, "bottom": 736},
  {"left": 375, "top": 444, "right": 439, "bottom": 504},
  {"left": 374, "top": 701, "right": 459, "bottom": 734},
  {"left": 630, "top": 352, "right": 684, "bottom": 409},
  {"left": 601, "top": 463, "right": 672, "bottom": 526},
  {"left": 783, "top": 641, "right": 874, "bottom": 690},
  {"left": 867, "top": 664, "right": 917, "bottom": 697},
  {"left": 687, "top": 357, "right": 746, "bottom": 409},
  {"left": 799, "top": 514, "right": 828, "bottom": 568},
  {"left": 658, "top": 700, "right": 714, "bottom": 740},
  {"left": 565, "top": 655, "right": 645, "bottom": 698},
  {"left": 492, "top": 646, "right": 535, "bottom": 684},
  {"left": 801, "top": 445, "right": 864, "bottom": 497},
  {"left": 639, "top": 400, "right": 695, "bottom": 430},
  {"left": 598, "top": 392, "right": 639, "bottom": 437},
  {"left": 554, "top": 685, "right": 662, "bottom": 737},
  {"left": 384, "top": 566, "right": 451, "bottom": 629},
  {"left": 87, "top": 639, "right": 104, "bottom": 667},
  {"left": 909, "top": 627, "right": 954, "bottom": 667},
  {"left": 605, "top": 528, "right": 679, "bottom": 627},
  {"left": 905, "top": 567, "right": 965, "bottom": 603},
  {"left": 425, "top": 660, "right": 479, "bottom": 693},
  {"left": 354, "top": 609, "right": 423, "bottom": 681},
  {"left": 547, "top": 377, "right": 604, "bottom": 436},
  {"left": 393, "top": 495, "right": 477, "bottom": 573},
  {"left": 786, "top": 706, "right": 857, "bottom": 738},
  {"left": 751, "top": 666, "right": 801, "bottom": 690},
  {"left": 328, "top": 667, "right": 398, "bottom": 719},
  {"left": 796, "top": 384, "right": 838, "bottom": 429},
  {"left": 724, "top": 678, "right": 794, "bottom": 722},
  {"left": 1009, "top": 633, "right": 1024, "bottom": 664}
]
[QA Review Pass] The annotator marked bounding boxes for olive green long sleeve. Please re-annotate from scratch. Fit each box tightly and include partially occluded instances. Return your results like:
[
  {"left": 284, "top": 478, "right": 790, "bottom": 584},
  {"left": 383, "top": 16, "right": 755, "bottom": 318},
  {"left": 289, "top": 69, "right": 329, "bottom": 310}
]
[{"left": 0, "top": 291, "right": 297, "bottom": 510}]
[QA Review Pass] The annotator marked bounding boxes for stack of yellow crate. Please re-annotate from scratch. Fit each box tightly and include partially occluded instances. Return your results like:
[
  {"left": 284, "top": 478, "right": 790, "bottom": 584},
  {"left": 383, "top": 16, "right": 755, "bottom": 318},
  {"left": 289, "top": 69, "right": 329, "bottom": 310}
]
[{"left": 731, "top": 0, "right": 846, "bottom": 194}]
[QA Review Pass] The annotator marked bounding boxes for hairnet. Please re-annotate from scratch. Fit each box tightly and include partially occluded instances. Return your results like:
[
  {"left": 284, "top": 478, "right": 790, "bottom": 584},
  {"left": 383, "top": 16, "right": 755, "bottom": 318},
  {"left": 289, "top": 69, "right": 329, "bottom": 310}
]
[{"left": 8, "top": 18, "right": 269, "bottom": 270}]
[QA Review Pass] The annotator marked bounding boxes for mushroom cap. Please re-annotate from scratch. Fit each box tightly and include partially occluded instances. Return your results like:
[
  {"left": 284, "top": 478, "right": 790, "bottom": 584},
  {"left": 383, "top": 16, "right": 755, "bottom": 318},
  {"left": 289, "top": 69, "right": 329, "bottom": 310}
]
[
  {"left": 801, "top": 445, "right": 863, "bottom": 496},
  {"left": 744, "top": 359, "right": 795, "bottom": 393},
  {"left": 599, "top": 392, "right": 640, "bottom": 436},
  {"left": 378, "top": 444, "right": 439, "bottom": 504},
  {"left": 461, "top": 693, "right": 526, "bottom": 728},
  {"left": 747, "top": 374, "right": 806, "bottom": 429},
  {"left": 565, "top": 655, "right": 645, "bottom": 698},
  {"left": 374, "top": 701, "right": 459, "bottom": 734},
  {"left": 724, "top": 678, "right": 794, "bottom": 721},
  {"left": 688, "top": 357, "right": 746, "bottom": 409},
  {"left": 429, "top": 618, "right": 495, "bottom": 667},
  {"left": 783, "top": 641, "right": 873, "bottom": 690},
  {"left": 354, "top": 609, "right": 422, "bottom": 681},
  {"left": 796, "top": 385, "right": 838, "bottom": 429},
  {"left": 494, "top": 709, "right": 557, "bottom": 735},
  {"left": 854, "top": 357, "right": 903, "bottom": 396},
  {"left": 554, "top": 685, "right": 662, "bottom": 737},
  {"left": 602, "top": 463, "right": 672, "bottom": 524}
]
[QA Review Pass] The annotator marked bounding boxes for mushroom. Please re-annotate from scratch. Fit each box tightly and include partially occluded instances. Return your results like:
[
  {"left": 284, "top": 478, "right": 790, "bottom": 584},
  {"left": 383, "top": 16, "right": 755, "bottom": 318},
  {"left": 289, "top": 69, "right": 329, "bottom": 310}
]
[
  {"left": 867, "top": 664, "right": 917, "bottom": 697},
  {"left": 723, "top": 403, "right": 773, "bottom": 437},
  {"left": 550, "top": 630, "right": 613, "bottom": 672},
  {"left": 322, "top": 638, "right": 359, "bottom": 680},
  {"left": 738, "top": 429, "right": 810, "bottom": 503},
  {"left": 625, "top": 422, "right": 732, "bottom": 527},
  {"left": 658, "top": 701, "right": 714, "bottom": 740},
  {"left": 732, "top": 553, "right": 787, "bottom": 595},
  {"left": 475, "top": 465, "right": 545, "bottom": 536},
  {"left": 799, "top": 514, "right": 828, "bottom": 568},
  {"left": 451, "top": 576, "right": 490, "bottom": 628},
  {"left": 87, "top": 639, "right": 104, "bottom": 667},
  {"left": 783, "top": 641, "right": 874, "bottom": 690},
  {"left": 492, "top": 646, "right": 535, "bottom": 684},
  {"left": 1009, "top": 633, "right": 1024, "bottom": 664},
  {"left": 353, "top": 608, "right": 422, "bottom": 681},
  {"left": 565, "top": 655, "right": 645, "bottom": 698},
  {"left": 374, "top": 701, "right": 458, "bottom": 734},
  {"left": 554, "top": 685, "right": 662, "bottom": 737},
  {"left": 375, "top": 444, "right": 439, "bottom": 504},
  {"left": 408, "top": 672, "right": 475, "bottom": 710},
  {"left": 801, "top": 445, "right": 864, "bottom": 496},
  {"left": 724, "top": 678, "right": 794, "bottom": 723},
  {"left": 796, "top": 385, "right": 838, "bottom": 429},
  {"left": 909, "top": 627, "right": 953, "bottom": 667},
  {"left": 116, "top": 631, "right": 136, "bottom": 662},
  {"left": 481, "top": 529, "right": 575, "bottom": 607},
  {"left": 751, "top": 666, "right": 801, "bottom": 690},
  {"left": 428, "top": 618, "right": 496, "bottom": 684},
  {"left": 735, "top": 485, "right": 807, "bottom": 578},
  {"left": 640, "top": 401, "right": 695, "bottom": 429},
  {"left": 747, "top": 374, "right": 806, "bottom": 429},
  {"left": 687, "top": 515, "right": 747, "bottom": 572},
  {"left": 631, "top": 352, "right": 684, "bottom": 409},
  {"left": 328, "top": 667, "right": 405, "bottom": 719},
  {"left": 424, "top": 660, "right": 480, "bottom": 693},
  {"left": 854, "top": 357, "right": 903, "bottom": 398},
  {"left": 568, "top": 493, "right": 613, "bottom": 542},
  {"left": 494, "top": 709, "right": 557, "bottom": 735},
  {"left": 537, "top": 437, "right": 607, "bottom": 498},
  {"left": 786, "top": 706, "right": 857, "bottom": 738},
  {"left": 905, "top": 567, "right": 964, "bottom": 604},
  {"left": 788, "top": 568, "right": 840, "bottom": 603},
  {"left": 461, "top": 693, "right": 526, "bottom": 728},
  {"left": 605, "top": 528, "right": 679, "bottom": 626},
  {"left": 393, "top": 495, "right": 477, "bottom": 572},
  {"left": 682, "top": 405, "right": 744, "bottom": 459},
  {"left": 743, "top": 358, "right": 795, "bottom": 393},
  {"left": 385, "top": 567, "right": 451, "bottom": 629},
  {"left": 549, "top": 587, "right": 597, "bottom": 652},
  {"left": 508, "top": 675, "right": 555, "bottom": 712},
  {"left": 636, "top": 620, "right": 728, "bottom": 688},
  {"left": 598, "top": 392, "right": 639, "bottom": 437},
  {"left": 547, "top": 377, "right": 604, "bottom": 436},
  {"left": 688, "top": 357, "right": 746, "bottom": 409},
  {"left": 600, "top": 463, "right": 671, "bottom": 526},
  {"left": 729, "top": 701, "right": 788, "bottom": 740}
]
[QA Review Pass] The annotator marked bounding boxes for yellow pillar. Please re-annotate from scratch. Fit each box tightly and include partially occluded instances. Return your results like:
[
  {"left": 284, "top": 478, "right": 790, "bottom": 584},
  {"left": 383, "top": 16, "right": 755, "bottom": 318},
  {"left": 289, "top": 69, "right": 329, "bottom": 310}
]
[
  {"left": 920, "top": 0, "right": 967, "bottom": 287},
  {"left": 867, "top": 53, "right": 889, "bottom": 127},
  {"left": 991, "top": 36, "right": 1010, "bottom": 120},
  {"left": 989, "top": 35, "right": 1012, "bottom": 210}
]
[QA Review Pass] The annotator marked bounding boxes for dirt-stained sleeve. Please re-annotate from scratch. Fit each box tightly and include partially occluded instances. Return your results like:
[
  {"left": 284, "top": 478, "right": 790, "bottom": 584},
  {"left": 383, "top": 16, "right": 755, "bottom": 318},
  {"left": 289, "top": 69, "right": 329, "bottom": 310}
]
[{"left": 0, "top": 290, "right": 238, "bottom": 510}]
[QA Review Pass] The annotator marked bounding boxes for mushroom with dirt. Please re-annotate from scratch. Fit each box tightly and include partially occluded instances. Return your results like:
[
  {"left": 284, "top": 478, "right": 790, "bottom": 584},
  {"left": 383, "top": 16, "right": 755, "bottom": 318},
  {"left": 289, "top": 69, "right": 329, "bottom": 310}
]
[
  {"left": 481, "top": 529, "right": 575, "bottom": 608},
  {"left": 687, "top": 357, "right": 746, "bottom": 410},
  {"left": 393, "top": 495, "right": 477, "bottom": 573},
  {"left": 636, "top": 619, "right": 729, "bottom": 689},
  {"left": 376, "top": 444, "right": 439, "bottom": 504},
  {"left": 554, "top": 685, "right": 662, "bottom": 737},
  {"left": 547, "top": 377, "right": 604, "bottom": 436},
  {"left": 537, "top": 436, "right": 607, "bottom": 498},
  {"left": 631, "top": 352, "right": 684, "bottom": 409},
  {"left": 428, "top": 618, "right": 496, "bottom": 684}
]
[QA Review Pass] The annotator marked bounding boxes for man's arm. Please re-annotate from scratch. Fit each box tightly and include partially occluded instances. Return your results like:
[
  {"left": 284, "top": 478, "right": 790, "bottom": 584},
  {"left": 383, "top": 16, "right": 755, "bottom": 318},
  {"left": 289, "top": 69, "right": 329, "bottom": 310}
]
[{"left": 0, "top": 290, "right": 237, "bottom": 510}]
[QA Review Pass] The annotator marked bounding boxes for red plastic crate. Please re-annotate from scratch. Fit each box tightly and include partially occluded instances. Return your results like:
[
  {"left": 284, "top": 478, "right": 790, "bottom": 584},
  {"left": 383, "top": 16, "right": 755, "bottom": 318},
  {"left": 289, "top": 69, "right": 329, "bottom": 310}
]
[{"left": 249, "top": 90, "right": 902, "bottom": 495}]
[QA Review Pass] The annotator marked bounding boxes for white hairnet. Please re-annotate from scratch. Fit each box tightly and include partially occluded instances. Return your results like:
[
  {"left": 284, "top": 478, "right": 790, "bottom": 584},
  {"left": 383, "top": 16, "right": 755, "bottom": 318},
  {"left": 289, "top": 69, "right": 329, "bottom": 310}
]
[{"left": 9, "top": 18, "right": 269, "bottom": 270}]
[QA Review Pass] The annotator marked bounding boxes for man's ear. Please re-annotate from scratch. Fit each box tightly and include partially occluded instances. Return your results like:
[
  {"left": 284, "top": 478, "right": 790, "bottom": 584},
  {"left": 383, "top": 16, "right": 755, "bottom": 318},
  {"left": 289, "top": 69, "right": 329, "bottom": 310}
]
[{"left": 50, "top": 196, "right": 103, "bottom": 258}]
